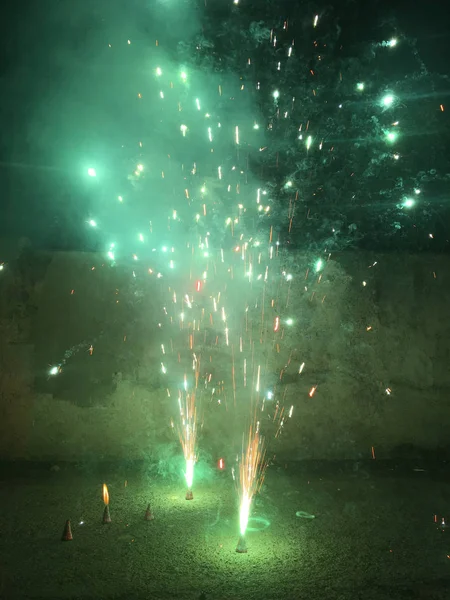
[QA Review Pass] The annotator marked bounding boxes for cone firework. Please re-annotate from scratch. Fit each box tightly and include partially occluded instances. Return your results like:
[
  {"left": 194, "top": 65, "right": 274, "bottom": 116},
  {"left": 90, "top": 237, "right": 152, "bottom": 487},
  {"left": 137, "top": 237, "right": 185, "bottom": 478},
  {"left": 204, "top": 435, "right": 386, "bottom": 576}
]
[
  {"left": 144, "top": 503, "right": 154, "bottom": 521},
  {"left": 103, "top": 505, "right": 111, "bottom": 524},
  {"left": 61, "top": 519, "right": 73, "bottom": 541},
  {"left": 235, "top": 535, "right": 247, "bottom": 553}
]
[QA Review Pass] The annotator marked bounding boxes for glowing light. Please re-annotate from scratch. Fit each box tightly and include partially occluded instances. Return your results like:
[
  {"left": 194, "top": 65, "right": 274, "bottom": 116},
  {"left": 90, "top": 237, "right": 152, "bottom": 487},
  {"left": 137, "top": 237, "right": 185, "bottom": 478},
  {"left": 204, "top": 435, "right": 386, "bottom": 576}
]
[
  {"left": 315, "top": 259, "right": 324, "bottom": 272},
  {"left": 273, "top": 90, "right": 280, "bottom": 100},
  {"left": 285, "top": 318, "right": 294, "bottom": 326},
  {"left": 306, "top": 135, "right": 312, "bottom": 150},
  {"left": 218, "top": 458, "right": 225, "bottom": 470},
  {"left": 49, "top": 366, "right": 59, "bottom": 376},
  {"left": 382, "top": 94, "right": 395, "bottom": 108},
  {"left": 102, "top": 483, "right": 109, "bottom": 505},
  {"left": 402, "top": 198, "right": 415, "bottom": 208},
  {"left": 88, "top": 220, "right": 97, "bottom": 227},
  {"left": 385, "top": 131, "right": 398, "bottom": 143},
  {"left": 356, "top": 82, "right": 365, "bottom": 91},
  {"left": 155, "top": 67, "right": 162, "bottom": 76},
  {"left": 87, "top": 168, "right": 96, "bottom": 177}
]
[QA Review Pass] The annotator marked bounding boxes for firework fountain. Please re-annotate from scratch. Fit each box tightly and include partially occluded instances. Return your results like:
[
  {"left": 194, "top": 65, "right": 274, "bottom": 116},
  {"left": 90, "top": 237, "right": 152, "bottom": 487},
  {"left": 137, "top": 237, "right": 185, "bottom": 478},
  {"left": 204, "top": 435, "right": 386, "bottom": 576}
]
[
  {"left": 12, "top": 0, "right": 443, "bottom": 584},
  {"left": 49, "top": 31, "right": 319, "bottom": 537},
  {"left": 46, "top": 3, "right": 389, "bottom": 531},
  {"left": 236, "top": 420, "right": 268, "bottom": 553},
  {"left": 176, "top": 366, "right": 200, "bottom": 500}
]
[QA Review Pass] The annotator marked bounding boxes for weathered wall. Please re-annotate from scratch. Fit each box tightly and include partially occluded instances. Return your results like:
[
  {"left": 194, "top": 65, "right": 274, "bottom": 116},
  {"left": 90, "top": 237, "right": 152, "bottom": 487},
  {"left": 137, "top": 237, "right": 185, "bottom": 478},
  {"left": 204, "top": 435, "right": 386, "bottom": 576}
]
[{"left": 1, "top": 249, "right": 450, "bottom": 461}]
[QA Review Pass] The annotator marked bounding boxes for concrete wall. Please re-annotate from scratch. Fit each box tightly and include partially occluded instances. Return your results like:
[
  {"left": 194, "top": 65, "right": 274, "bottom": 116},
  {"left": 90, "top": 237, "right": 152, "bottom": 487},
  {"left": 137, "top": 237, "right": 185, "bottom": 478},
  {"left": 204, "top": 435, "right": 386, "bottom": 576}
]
[{"left": 1, "top": 249, "right": 450, "bottom": 461}]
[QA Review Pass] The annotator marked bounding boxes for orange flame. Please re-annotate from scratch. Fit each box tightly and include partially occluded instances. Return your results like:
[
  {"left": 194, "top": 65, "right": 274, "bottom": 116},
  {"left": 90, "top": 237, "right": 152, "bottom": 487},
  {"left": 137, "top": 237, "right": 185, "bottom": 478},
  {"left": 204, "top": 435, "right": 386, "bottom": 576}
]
[{"left": 102, "top": 483, "right": 109, "bottom": 505}]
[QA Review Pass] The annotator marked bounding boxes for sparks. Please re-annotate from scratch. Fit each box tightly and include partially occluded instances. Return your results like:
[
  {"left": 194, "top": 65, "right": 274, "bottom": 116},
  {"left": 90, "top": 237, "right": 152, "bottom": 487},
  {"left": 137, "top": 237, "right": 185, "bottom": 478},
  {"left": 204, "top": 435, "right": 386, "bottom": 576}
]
[
  {"left": 177, "top": 389, "right": 198, "bottom": 494},
  {"left": 238, "top": 422, "right": 267, "bottom": 537}
]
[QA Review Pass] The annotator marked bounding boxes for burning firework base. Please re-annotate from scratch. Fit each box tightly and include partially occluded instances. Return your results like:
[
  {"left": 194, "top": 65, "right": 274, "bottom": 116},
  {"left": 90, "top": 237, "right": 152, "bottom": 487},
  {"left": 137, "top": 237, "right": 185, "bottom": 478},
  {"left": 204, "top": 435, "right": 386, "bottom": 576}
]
[
  {"left": 235, "top": 535, "right": 248, "bottom": 553},
  {"left": 102, "top": 504, "right": 111, "bottom": 524}
]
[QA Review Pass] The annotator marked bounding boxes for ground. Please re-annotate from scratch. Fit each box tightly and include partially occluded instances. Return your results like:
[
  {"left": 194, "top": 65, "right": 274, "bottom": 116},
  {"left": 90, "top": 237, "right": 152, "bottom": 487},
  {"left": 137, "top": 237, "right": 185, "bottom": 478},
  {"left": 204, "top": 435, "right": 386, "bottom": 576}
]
[{"left": 0, "top": 460, "right": 449, "bottom": 599}]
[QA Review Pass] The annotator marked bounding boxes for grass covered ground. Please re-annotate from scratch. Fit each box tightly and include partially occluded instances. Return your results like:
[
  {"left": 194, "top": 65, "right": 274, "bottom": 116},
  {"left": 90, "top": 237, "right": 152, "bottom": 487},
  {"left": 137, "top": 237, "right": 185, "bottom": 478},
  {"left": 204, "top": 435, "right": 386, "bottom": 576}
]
[{"left": 0, "top": 459, "right": 449, "bottom": 599}]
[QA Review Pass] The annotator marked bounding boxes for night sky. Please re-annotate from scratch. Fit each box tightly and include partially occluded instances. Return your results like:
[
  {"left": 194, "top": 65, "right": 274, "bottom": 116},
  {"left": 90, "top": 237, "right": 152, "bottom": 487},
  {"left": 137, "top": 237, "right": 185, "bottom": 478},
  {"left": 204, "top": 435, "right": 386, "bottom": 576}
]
[{"left": 0, "top": 0, "right": 449, "bottom": 253}]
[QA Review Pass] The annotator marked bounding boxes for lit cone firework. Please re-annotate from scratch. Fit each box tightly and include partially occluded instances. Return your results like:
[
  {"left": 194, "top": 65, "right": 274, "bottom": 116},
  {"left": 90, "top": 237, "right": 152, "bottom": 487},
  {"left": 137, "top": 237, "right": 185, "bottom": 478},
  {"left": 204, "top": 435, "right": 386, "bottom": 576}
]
[
  {"left": 236, "top": 421, "right": 267, "bottom": 552},
  {"left": 235, "top": 535, "right": 247, "bottom": 554}
]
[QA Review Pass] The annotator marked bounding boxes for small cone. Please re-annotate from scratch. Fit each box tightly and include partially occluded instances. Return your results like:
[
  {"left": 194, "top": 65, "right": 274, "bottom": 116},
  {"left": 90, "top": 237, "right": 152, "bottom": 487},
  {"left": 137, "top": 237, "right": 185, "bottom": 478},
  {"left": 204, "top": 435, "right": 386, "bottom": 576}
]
[
  {"left": 102, "top": 504, "right": 111, "bottom": 524},
  {"left": 144, "top": 503, "right": 154, "bottom": 521},
  {"left": 185, "top": 489, "right": 194, "bottom": 500},
  {"left": 61, "top": 519, "right": 73, "bottom": 541},
  {"left": 236, "top": 535, "right": 247, "bottom": 553}
]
